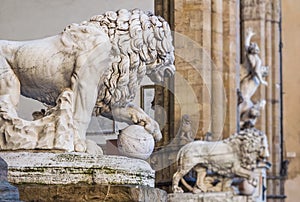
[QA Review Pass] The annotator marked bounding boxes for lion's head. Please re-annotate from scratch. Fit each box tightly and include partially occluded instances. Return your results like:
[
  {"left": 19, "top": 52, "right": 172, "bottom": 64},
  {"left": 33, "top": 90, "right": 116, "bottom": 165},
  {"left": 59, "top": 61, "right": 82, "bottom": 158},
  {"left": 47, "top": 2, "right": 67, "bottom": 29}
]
[
  {"left": 81, "top": 9, "right": 175, "bottom": 115},
  {"left": 226, "top": 129, "right": 269, "bottom": 170}
]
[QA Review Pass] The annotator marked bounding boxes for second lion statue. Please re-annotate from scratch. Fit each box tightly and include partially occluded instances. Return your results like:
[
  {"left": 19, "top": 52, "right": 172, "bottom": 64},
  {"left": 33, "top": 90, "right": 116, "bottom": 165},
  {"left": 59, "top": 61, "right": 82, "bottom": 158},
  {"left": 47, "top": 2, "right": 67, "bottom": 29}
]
[
  {"left": 0, "top": 9, "right": 175, "bottom": 154},
  {"left": 172, "top": 129, "right": 270, "bottom": 194}
]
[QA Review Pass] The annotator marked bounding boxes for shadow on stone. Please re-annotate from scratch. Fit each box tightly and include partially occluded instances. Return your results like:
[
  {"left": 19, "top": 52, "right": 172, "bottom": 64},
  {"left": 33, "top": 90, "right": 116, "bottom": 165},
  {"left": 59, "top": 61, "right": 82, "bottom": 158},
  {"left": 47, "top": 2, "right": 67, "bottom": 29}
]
[{"left": 0, "top": 157, "right": 20, "bottom": 202}]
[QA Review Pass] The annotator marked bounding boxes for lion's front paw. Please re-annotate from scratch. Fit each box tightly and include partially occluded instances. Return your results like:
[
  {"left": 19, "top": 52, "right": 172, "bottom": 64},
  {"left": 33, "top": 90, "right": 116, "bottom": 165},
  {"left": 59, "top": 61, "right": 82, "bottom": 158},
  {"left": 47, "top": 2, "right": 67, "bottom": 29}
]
[
  {"left": 74, "top": 139, "right": 87, "bottom": 152},
  {"left": 248, "top": 178, "right": 258, "bottom": 187},
  {"left": 74, "top": 139, "right": 103, "bottom": 155},
  {"left": 85, "top": 139, "right": 103, "bottom": 155},
  {"left": 145, "top": 121, "right": 162, "bottom": 142},
  {"left": 130, "top": 112, "right": 162, "bottom": 142}
]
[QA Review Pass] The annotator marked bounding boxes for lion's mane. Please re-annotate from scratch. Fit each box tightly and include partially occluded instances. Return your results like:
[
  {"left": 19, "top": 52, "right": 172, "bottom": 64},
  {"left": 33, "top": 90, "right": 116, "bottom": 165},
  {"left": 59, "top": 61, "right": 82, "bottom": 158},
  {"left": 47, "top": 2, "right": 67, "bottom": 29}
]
[
  {"left": 224, "top": 128, "right": 266, "bottom": 170},
  {"left": 62, "top": 9, "right": 174, "bottom": 115}
]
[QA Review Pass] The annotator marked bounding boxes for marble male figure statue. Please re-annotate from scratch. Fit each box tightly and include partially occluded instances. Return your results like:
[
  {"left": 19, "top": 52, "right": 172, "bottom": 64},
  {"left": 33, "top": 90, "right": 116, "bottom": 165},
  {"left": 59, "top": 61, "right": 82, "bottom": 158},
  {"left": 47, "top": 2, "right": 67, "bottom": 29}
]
[
  {"left": 0, "top": 9, "right": 175, "bottom": 153},
  {"left": 239, "top": 29, "right": 269, "bottom": 129}
]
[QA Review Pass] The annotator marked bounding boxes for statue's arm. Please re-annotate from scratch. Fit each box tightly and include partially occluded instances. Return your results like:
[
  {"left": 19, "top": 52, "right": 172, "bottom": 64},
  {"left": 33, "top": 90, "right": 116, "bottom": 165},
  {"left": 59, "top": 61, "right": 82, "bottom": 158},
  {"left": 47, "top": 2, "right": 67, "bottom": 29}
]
[{"left": 245, "top": 28, "right": 255, "bottom": 50}]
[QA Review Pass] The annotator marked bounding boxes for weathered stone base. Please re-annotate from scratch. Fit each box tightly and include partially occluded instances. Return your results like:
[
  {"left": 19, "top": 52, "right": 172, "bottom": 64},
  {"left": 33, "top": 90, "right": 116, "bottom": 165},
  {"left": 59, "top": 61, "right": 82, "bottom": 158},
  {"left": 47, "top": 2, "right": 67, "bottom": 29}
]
[
  {"left": 16, "top": 184, "right": 167, "bottom": 202},
  {"left": 0, "top": 152, "right": 160, "bottom": 201},
  {"left": 168, "top": 192, "right": 248, "bottom": 202},
  {"left": 0, "top": 152, "right": 154, "bottom": 187}
]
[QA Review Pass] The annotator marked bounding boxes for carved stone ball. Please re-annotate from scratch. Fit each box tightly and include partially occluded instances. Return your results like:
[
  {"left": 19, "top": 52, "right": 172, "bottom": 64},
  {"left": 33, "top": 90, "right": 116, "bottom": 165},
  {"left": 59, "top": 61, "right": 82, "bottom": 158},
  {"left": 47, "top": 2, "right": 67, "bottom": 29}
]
[
  {"left": 117, "top": 125, "right": 155, "bottom": 160},
  {"left": 238, "top": 179, "right": 256, "bottom": 195}
]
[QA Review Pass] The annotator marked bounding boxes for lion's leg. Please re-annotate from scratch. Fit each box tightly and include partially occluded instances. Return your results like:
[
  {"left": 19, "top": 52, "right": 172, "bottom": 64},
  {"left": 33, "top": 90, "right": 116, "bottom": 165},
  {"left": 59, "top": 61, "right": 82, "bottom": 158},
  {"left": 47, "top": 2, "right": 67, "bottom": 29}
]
[
  {"left": 111, "top": 103, "right": 162, "bottom": 141},
  {"left": 233, "top": 164, "right": 257, "bottom": 187},
  {"left": 234, "top": 166, "right": 257, "bottom": 187},
  {"left": 70, "top": 38, "right": 111, "bottom": 154},
  {"left": 0, "top": 56, "right": 20, "bottom": 110},
  {"left": 172, "top": 169, "right": 191, "bottom": 193},
  {"left": 233, "top": 165, "right": 252, "bottom": 179},
  {"left": 193, "top": 166, "right": 207, "bottom": 193}
]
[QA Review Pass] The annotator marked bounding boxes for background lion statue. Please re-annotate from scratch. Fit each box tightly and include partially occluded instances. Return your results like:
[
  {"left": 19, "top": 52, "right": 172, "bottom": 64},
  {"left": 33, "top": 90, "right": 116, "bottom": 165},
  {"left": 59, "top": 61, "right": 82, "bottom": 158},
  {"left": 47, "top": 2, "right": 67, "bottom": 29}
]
[
  {"left": 172, "top": 129, "right": 270, "bottom": 194},
  {"left": 0, "top": 9, "right": 175, "bottom": 153}
]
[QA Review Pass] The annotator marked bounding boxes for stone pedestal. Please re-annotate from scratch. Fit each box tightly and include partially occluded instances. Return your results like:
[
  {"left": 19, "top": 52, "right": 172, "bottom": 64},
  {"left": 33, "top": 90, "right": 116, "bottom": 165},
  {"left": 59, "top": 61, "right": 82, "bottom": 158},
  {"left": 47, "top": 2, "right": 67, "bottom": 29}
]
[
  {"left": 0, "top": 152, "right": 164, "bottom": 201},
  {"left": 168, "top": 192, "right": 247, "bottom": 202},
  {"left": 0, "top": 157, "right": 20, "bottom": 202},
  {"left": 16, "top": 184, "right": 167, "bottom": 202}
]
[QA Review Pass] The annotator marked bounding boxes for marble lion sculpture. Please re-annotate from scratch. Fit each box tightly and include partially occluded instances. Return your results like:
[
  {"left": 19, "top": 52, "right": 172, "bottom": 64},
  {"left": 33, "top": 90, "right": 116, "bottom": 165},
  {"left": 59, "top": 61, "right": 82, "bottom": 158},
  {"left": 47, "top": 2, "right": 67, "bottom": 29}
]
[
  {"left": 172, "top": 129, "right": 270, "bottom": 193},
  {"left": 0, "top": 9, "right": 175, "bottom": 153}
]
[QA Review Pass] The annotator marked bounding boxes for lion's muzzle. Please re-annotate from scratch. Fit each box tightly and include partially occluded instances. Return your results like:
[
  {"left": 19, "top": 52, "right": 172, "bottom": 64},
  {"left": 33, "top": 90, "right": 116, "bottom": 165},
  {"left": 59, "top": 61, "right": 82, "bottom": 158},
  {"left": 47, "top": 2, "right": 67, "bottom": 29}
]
[{"left": 164, "top": 64, "right": 176, "bottom": 77}]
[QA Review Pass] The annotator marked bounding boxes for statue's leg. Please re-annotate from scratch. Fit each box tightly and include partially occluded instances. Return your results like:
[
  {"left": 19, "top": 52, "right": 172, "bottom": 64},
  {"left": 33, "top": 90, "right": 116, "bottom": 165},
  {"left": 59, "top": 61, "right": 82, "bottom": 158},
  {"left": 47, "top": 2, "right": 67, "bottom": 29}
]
[
  {"left": 0, "top": 57, "right": 20, "bottom": 109},
  {"left": 222, "top": 178, "right": 233, "bottom": 191},
  {"left": 71, "top": 39, "right": 111, "bottom": 154},
  {"left": 111, "top": 103, "right": 162, "bottom": 141}
]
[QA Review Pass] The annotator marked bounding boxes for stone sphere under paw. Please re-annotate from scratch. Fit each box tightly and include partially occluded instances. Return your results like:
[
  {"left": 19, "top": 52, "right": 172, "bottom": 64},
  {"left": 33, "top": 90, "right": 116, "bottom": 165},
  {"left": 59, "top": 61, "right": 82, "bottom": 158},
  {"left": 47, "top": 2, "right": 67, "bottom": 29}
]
[{"left": 117, "top": 125, "right": 155, "bottom": 160}]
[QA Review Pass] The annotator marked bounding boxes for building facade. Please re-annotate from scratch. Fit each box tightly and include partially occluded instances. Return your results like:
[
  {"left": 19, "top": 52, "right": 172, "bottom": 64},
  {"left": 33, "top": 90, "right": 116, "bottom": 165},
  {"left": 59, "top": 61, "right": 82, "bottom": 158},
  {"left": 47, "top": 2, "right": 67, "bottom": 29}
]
[{"left": 154, "top": 0, "right": 286, "bottom": 201}]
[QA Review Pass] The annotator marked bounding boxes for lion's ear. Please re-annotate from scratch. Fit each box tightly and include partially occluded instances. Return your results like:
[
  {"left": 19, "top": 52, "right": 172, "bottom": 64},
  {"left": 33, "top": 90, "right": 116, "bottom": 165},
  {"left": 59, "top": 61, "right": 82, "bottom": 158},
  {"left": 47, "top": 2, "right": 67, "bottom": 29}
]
[{"left": 61, "top": 31, "right": 74, "bottom": 48}]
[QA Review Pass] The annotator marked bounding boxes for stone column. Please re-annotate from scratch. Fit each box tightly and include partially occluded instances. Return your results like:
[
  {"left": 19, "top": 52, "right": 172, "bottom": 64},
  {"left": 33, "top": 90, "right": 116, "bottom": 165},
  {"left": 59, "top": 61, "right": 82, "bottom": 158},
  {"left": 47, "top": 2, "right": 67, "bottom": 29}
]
[
  {"left": 172, "top": 0, "right": 239, "bottom": 141},
  {"left": 223, "top": 0, "right": 240, "bottom": 137},
  {"left": 211, "top": 0, "right": 225, "bottom": 140}
]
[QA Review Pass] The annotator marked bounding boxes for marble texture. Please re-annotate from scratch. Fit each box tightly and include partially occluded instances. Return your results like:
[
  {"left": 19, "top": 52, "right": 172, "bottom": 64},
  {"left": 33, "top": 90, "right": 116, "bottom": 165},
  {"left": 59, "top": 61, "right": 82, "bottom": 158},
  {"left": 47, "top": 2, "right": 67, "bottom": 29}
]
[
  {"left": 117, "top": 125, "right": 155, "bottom": 160},
  {"left": 168, "top": 192, "right": 247, "bottom": 202},
  {"left": 0, "top": 89, "right": 89, "bottom": 153},
  {"left": 0, "top": 152, "right": 155, "bottom": 187},
  {"left": 0, "top": 9, "right": 175, "bottom": 154},
  {"left": 172, "top": 128, "right": 270, "bottom": 195},
  {"left": 239, "top": 29, "right": 269, "bottom": 130}
]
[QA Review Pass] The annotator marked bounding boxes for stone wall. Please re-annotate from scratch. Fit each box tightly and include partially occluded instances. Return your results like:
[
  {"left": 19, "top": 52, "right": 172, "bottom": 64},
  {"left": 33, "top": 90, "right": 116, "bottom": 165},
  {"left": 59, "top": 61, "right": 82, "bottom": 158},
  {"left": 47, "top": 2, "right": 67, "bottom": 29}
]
[
  {"left": 282, "top": 1, "right": 300, "bottom": 202},
  {"left": 172, "top": 0, "right": 239, "bottom": 141},
  {"left": 154, "top": 1, "right": 284, "bottom": 199},
  {"left": 154, "top": 0, "right": 240, "bottom": 190}
]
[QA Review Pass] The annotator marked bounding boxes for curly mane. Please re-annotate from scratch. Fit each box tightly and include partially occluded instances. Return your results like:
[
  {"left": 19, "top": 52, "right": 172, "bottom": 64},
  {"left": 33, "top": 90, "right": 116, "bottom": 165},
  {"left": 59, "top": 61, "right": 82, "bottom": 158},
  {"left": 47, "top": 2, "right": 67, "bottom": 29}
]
[
  {"left": 225, "top": 129, "right": 265, "bottom": 169},
  {"left": 64, "top": 9, "right": 174, "bottom": 115}
]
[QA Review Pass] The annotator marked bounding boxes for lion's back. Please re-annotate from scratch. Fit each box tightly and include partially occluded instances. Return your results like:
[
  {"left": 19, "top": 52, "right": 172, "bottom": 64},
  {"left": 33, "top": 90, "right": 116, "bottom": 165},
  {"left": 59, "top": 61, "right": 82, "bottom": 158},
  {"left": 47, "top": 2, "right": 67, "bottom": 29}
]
[
  {"left": 2, "top": 22, "right": 110, "bottom": 105},
  {"left": 177, "top": 141, "right": 235, "bottom": 166}
]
